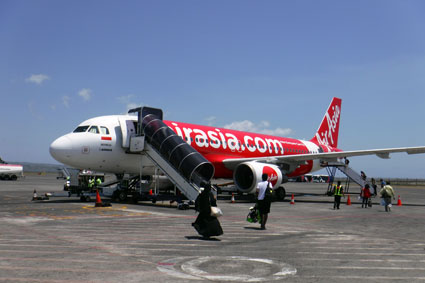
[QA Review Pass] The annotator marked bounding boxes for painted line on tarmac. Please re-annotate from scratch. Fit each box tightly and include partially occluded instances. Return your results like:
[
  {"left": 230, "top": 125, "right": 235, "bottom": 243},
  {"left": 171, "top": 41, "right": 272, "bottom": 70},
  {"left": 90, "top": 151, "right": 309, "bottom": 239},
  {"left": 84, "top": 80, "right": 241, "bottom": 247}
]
[
  {"left": 157, "top": 256, "right": 297, "bottom": 282},
  {"left": 293, "top": 245, "right": 422, "bottom": 252},
  {"left": 0, "top": 242, "right": 218, "bottom": 249},
  {"left": 0, "top": 277, "right": 84, "bottom": 283},
  {"left": 296, "top": 251, "right": 425, "bottom": 257},
  {"left": 0, "top": 243, "right": 85, "bottom": 249},
  {"left": 315, "top": 266, "right": 425, "bottom": 270},
  {"left": 0, "top": 249, "right": 115, "bottom": 256},
  {"left": 0, "top": 239, "right": 54, "bottom": 242},
  {"left": 302, "top": 275, "right": 425, "bottom": 280},
  {"left": 0, "top": 256, "right": 112, "bottom": 264},
  {"left": 0, "top": 265, "right": 150, "bottom": 274},
  {"left": 303, "top": 257, "right": 425, "bottom": 263}
]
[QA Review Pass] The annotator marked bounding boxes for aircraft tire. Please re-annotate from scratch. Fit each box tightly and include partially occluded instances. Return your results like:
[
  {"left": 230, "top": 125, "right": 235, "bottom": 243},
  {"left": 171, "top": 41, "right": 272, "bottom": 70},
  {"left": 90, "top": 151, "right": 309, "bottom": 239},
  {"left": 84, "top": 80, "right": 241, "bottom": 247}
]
[{"left": 11, "top": 175, "right": 17, "bottom": 181}]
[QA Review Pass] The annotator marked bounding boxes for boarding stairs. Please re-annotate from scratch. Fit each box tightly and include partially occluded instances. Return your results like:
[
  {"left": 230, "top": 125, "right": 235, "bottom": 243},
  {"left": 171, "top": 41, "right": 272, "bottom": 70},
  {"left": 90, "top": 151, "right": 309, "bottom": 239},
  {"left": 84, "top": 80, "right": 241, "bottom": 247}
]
[
  {"left": 325, "top": 162, "right": 372, "bottom": 194},
  {"left": 127, "top": 107, "right": 214, "bottom": 202}
]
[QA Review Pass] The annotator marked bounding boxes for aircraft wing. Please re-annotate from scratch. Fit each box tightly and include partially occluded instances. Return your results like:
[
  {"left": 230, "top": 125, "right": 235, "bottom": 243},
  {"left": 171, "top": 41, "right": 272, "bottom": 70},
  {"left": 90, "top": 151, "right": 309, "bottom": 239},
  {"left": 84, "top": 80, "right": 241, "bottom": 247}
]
[{"left": 222, "top": 146, "right": 425, "bottom": 170}]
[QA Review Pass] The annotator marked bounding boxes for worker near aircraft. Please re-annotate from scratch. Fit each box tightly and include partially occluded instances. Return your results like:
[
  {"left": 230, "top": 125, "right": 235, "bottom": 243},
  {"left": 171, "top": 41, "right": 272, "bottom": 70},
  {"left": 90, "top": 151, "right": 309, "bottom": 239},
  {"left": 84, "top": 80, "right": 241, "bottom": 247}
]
[
  {"left": 256, "top": 173, "right": 272, "bottom": 230},
  {"left": 95, "top": 177, "right": 102, "bottom": 188},
  {"left": 88, "top": 177, "right": 95, "bottom": 189},
  {"left": 333, "top": 181, "right": 344, "bottom": 210}
]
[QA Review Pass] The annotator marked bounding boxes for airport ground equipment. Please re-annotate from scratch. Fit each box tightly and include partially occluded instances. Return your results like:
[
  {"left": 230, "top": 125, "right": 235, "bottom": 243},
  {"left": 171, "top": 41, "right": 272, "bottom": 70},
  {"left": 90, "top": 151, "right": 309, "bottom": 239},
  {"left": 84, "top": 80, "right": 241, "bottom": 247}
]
[
  {"left": 57, "top": 170, "right": 106, "bottom": 201},
  {"left": 125, "top": 106, "right": 214, "bottom": 202},
  {"left": 325, "top": 162, "right": 372, "bottom": 195}
]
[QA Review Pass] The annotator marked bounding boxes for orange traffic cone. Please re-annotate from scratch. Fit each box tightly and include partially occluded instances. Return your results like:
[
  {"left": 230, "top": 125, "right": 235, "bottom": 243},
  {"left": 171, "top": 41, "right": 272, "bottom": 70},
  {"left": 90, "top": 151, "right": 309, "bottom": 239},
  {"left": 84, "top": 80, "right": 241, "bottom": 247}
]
[
  {"left": 95, "top": 189, "right": 103, "bottom": 207},
  {"left": 290, "top": 194, "right": 295, "bottom": 205},
  {"left": 346, "top": 194, "right": 351, "bottom": 205},
  {"left": 231, "top": 193, "right": 235, "bottom": 203},
  {"left": 397, "top": 195, "right": 402, "bottom": 206}
]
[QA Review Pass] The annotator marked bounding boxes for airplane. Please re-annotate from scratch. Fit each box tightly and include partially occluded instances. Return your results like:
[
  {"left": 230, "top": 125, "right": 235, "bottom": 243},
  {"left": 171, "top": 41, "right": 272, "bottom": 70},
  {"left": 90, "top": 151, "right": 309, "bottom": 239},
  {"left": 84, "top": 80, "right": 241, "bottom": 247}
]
[
  {"left": 49, "top": 97, "right": 425, "bottom": 199},
  {"left": 0, "top": 158, "right": 23, "bottom": 180}
]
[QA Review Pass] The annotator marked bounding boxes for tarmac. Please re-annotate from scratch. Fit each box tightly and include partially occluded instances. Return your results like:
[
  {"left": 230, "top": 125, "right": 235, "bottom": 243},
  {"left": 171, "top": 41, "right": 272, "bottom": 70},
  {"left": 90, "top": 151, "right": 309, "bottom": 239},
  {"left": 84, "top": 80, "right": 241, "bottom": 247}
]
[{"left": 1, "top": 175, "right": 425, "bottom": 282}]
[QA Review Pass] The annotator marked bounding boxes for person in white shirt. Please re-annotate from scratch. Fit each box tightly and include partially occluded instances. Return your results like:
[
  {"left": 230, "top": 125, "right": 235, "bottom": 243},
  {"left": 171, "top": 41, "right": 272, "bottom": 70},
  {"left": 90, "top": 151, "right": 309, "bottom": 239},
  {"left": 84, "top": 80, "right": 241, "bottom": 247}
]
[{"left": 256, "top": 173, "right": 272, "bottom": 230}]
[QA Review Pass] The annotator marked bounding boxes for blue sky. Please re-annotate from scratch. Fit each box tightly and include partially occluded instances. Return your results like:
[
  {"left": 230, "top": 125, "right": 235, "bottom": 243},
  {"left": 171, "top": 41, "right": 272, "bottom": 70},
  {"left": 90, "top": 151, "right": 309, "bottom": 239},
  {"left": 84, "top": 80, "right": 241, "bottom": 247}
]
[{"left": 1, "top": 0, "right": 425, "bottom": 178}]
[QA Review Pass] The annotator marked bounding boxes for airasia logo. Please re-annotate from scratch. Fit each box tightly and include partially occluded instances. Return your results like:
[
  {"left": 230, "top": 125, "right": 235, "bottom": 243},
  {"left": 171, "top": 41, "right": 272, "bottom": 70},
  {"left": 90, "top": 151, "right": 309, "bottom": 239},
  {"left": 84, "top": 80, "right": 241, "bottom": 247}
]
[
  {"left": 263, "top": 166, "right": 278, "bottom": 187},
  {"left": 315, "top": 104, "right": 340, "bottom": 148}
]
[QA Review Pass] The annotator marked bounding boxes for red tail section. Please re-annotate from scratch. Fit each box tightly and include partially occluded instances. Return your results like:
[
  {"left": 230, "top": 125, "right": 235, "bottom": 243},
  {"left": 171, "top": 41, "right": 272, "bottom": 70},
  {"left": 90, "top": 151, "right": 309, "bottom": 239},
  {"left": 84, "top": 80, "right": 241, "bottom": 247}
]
[{"left": 310, "top": 97, "right": 342, "bottom": 149}]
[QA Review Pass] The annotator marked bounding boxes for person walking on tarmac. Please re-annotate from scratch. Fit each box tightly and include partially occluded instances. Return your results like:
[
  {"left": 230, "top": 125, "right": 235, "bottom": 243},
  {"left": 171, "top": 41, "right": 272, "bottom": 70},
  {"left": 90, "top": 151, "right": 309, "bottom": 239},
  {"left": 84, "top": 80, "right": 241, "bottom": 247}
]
[
  {"left": 256, "top": 173, "right": 272, "bottom": 230},
  {"left": 380, "top": 181, "right": 395, "bottom": 212},
  {"left": 371, "top": 178, "right": 378, "bottom": 196},
  {"left": 361, "top": 184, "right": 372, "bottom": 208},
  {"left": 192, "top": 182, "right": 223, "bottom": 239},
  {"left": 333, "top": 181, "right": 344, "bottom": 210}
]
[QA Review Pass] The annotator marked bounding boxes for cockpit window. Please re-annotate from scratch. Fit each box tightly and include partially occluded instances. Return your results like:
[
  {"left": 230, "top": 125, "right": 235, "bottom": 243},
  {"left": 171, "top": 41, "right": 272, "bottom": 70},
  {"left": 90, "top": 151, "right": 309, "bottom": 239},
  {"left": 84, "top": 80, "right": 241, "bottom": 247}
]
[
  {"left": 88, "top": 126, "right": 100, "bottom": 134},
  {"left": 100, "top": 126, "right": 110, "bottom": 135},
  {"left": 73, "top": 126, "right": 89, "bottom": 133}
]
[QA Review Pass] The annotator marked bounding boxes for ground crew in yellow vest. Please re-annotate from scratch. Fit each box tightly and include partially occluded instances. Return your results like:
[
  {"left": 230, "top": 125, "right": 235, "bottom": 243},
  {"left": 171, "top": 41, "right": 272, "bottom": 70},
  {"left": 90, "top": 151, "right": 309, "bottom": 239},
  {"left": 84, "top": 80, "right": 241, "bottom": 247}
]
[
  {"left": 95, "top": 177, "right": 102, "bottom": 188},
  {"left": 333, "top": 181, "right": 344, "bottom": 210},
  {"left": 88, "top": 178, "right": 95, "bottom": 189}
]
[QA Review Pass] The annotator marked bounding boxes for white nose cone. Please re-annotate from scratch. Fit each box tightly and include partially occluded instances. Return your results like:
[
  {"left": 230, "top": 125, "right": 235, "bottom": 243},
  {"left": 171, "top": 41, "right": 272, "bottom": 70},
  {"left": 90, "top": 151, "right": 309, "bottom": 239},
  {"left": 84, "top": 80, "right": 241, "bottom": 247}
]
[{"left": 49, "top": 136, "right": 73, "bottom": 163}]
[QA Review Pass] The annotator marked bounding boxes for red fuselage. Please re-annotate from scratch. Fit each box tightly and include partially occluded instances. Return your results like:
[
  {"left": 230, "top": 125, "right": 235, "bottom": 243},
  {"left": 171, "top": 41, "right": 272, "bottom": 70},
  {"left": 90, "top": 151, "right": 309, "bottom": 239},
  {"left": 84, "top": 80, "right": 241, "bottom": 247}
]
[{"left": 165, "top": 120, "right": 341, "bottom": 178}]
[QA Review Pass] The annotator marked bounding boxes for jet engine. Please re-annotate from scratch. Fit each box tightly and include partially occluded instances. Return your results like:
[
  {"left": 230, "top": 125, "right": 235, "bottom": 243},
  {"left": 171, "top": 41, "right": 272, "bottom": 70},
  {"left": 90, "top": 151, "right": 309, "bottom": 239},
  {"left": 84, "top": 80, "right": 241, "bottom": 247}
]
[{"left": 233, "top": 162, "right": 283, "bottom": 194}]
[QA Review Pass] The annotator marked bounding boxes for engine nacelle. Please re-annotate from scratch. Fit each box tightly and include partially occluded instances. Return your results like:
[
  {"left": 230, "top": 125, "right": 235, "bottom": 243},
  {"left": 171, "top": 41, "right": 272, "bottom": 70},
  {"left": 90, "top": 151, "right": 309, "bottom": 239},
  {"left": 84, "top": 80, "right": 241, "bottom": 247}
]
[{"left": 233, "top": 162, "right": 283, "bottom": 194}]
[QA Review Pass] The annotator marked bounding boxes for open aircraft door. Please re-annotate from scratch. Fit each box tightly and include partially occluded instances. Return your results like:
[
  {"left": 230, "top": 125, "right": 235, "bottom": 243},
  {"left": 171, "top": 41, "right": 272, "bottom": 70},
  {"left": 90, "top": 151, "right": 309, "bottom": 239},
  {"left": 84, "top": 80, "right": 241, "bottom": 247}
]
[{"left": 118, "top": 117, "right": 136, "bottom": 149}]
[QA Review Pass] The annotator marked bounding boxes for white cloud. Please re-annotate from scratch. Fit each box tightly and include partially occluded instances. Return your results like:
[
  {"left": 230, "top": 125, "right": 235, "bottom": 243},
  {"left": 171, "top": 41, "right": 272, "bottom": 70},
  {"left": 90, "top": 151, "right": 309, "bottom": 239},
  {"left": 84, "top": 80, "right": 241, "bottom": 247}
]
[
  {"left": 78, "top": 88, "right": 92, "bottom": 101},
  {"left": 205, "top": 116, "right": 216, "bottom": 126},
  {"left": 26, "top": 74, "right": 50, "bottom": 85},
  {"left": 27, "top": 101, "right": 43, "bottom": 120},
  {"left": 62, "top": 96, "right": 70, "bottom": 108},
  {"left": 223, "top": 120, "right": 292, "bottom": 137},
  {"left": 117, "top": 95, "right": 143, "bottom": 113}
]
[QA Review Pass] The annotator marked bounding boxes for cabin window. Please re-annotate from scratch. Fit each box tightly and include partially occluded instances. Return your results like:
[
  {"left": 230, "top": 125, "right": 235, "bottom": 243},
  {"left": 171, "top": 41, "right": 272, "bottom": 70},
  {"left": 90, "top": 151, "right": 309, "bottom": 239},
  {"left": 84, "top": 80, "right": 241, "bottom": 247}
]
[
  {"left": 100, "top": 126, "right": 110, "bottom": 135},
  {"left": 73, "top": 126, "right": 89, "bottom": 133},
  {"left": 88, "top": 126, "right": 100, "bottom": 134}
]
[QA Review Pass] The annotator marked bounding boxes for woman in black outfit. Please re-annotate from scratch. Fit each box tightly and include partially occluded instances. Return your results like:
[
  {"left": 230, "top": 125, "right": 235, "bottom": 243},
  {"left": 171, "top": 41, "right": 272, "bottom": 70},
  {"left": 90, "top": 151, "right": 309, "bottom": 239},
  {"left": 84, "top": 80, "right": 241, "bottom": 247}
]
[{"left": 192, "top": 182, "right": 223, "bottom": 238}]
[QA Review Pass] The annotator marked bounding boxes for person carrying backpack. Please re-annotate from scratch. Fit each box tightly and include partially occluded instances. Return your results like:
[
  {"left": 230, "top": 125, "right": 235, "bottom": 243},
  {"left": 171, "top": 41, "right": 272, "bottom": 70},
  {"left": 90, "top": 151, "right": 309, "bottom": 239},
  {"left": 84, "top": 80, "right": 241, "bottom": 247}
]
[
  {"left": 256, "top": 173, "right": 273, "bottom": 230},
  {"left": 380, "top": 181, "right": 395, "bottom": 212}
]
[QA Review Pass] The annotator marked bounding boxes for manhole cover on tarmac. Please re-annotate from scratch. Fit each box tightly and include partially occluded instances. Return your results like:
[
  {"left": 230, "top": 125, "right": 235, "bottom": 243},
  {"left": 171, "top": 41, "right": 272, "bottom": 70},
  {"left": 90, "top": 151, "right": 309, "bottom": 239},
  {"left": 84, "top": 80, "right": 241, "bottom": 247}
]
[{"left": 157, "top": 256, "right": 297, "bottom": 281}]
